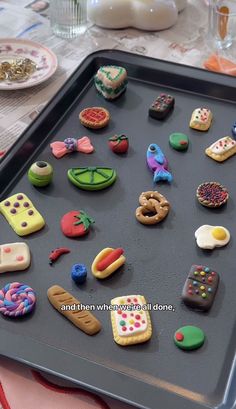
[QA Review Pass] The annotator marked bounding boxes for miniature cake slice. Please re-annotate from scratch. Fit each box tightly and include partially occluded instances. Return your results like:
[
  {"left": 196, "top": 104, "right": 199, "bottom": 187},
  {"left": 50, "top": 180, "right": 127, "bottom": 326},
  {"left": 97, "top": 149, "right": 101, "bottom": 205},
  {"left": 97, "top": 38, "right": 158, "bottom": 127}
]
[{"left": 94, "top": 65, "right": 128, "bottom": 100}]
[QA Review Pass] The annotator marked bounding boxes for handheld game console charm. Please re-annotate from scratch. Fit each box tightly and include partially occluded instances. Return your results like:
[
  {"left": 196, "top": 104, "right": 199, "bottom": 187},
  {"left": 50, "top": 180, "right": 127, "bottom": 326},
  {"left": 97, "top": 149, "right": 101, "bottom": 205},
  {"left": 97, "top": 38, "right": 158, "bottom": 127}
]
[
  {"left": 91, "top": 248, "right": 126, "bottom": 279},
  {"left": 147, "top": 144, "right": 173, "bottom": 183}
]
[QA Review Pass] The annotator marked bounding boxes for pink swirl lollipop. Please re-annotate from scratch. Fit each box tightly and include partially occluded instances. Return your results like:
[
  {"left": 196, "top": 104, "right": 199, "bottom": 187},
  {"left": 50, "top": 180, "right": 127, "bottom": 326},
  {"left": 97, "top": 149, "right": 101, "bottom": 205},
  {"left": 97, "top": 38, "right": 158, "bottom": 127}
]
[{"left": 0, "top": 282, "right": 36, "bottom": 317}]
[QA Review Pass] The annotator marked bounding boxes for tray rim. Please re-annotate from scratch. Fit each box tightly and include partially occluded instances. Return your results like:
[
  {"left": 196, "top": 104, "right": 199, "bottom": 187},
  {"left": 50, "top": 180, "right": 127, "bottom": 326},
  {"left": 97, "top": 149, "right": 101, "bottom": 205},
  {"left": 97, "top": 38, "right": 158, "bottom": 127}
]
[{"left": 0, "top": 49, "right": 236, "bottom": 409}]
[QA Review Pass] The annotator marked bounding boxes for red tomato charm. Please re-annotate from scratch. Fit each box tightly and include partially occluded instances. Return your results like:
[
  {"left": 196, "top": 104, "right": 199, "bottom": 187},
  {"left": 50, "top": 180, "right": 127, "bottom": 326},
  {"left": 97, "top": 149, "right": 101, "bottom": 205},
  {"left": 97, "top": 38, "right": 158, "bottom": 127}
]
[
  {"left": 61, "top": 210, "right": 95, "bottom": 237},
  {"left": 108, "top": 134, "right": 129, "bottom": 154}
]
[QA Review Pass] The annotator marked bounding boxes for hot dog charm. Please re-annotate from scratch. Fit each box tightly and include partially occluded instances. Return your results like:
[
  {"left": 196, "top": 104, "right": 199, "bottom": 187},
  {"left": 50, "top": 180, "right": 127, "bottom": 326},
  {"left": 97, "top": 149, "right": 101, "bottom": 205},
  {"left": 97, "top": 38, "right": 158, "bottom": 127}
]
[{"left": 91, "top": 247, "right": 126, "bottom": 279}]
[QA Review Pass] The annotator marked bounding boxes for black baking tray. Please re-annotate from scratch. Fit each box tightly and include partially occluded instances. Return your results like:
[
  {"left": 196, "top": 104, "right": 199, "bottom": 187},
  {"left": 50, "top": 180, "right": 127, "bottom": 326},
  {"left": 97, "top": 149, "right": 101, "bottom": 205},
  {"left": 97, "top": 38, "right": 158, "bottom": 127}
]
[{"left": 0, "top": 50, "right": 236, "bottom": 409}]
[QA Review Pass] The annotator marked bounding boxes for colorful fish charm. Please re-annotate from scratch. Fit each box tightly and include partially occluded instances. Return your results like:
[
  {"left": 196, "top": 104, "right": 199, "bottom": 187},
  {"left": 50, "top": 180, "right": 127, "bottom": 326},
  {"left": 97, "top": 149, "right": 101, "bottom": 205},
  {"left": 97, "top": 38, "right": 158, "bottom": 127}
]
[{"left": 146, "top": 143, "right": 173, "bottom": 183}]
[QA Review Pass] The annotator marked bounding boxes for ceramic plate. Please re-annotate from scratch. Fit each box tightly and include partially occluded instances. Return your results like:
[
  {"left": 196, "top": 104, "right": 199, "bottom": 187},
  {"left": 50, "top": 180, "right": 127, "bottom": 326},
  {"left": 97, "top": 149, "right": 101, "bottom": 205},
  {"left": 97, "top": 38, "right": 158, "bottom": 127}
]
[{"left": 0, "top": 38, "right": 58, "bottom": 90}]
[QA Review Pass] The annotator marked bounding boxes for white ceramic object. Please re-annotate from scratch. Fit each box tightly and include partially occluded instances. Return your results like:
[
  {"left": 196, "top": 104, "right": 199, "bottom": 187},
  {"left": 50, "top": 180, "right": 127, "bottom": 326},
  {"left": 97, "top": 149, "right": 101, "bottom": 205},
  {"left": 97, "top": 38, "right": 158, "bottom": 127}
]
[
  {"left": 0, "top": 38, "right": 58, "bottom": 90},
  {"left": 88, "top": 0, "right": 187, "bottom": 31}
]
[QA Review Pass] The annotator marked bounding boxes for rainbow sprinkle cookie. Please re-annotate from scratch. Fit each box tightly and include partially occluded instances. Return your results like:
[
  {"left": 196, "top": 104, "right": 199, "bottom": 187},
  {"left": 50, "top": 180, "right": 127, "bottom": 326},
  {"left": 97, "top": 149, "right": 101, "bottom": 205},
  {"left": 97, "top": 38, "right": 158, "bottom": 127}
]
[
  {"left": 0, "top": 282, "right": 36, "bottom": 317},
  {"left": 111, "top": 295, "right": 152, "bottom": 346},
  {"left": 196, "top": 182, "right": 229, "bottom": 208},
  {"left": 94, "top": 65, "right": 128, "bottom": 100}
]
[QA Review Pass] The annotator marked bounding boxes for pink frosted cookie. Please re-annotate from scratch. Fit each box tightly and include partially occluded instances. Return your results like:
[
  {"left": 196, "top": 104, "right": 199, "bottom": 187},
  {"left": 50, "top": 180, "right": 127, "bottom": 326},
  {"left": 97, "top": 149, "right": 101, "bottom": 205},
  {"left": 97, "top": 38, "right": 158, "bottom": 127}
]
[
  {"left": 189, "top": 108, "right": 212, "bottom": 131},
  {"left": 0, "top": 282, "right": 36, "bottom": 317},
  {"left": 110, "top": 295, "right": 152, "bottom": 346},
  {"left": 0, "top": 243, "right": 30, "bottom": 273},
  {"left": 205, "top": 136, "right": 236, "bottom": 162}
]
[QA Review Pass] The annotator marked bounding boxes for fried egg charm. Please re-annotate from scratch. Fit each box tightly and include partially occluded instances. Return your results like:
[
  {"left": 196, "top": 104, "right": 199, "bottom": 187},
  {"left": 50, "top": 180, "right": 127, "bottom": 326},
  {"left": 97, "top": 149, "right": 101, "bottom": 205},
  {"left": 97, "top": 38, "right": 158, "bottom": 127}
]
[{"left": 195, "top": 225, "right": 230, "bottom": 250}]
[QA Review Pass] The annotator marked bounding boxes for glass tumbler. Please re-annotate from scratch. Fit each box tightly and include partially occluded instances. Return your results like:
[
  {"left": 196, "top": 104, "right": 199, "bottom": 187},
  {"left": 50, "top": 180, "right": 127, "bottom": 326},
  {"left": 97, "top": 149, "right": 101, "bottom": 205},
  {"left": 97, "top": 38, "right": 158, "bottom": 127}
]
[
  {"left": 50, "top": 0, "right": 87, "bottom": 39},
  {"left": 208, "top": 0, "right": 236, "bottom": 49}
]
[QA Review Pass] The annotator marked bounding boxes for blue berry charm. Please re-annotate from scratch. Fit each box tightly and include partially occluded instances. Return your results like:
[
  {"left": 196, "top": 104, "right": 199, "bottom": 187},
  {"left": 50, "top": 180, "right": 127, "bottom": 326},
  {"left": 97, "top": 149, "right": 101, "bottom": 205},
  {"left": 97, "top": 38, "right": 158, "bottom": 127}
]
[
  {"left": 71, "top": 264, "right": 87, "bottom": 284},
  {"left": 232, "top": 121, "right": 236, "bottom": 138}
]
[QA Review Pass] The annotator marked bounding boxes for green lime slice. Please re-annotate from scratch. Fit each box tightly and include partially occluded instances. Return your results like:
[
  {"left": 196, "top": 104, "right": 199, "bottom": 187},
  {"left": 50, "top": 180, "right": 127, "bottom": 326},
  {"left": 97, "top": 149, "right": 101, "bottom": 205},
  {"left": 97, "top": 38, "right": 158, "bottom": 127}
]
[{"left": 68, "top": 167, "right": 117, "bottom": 191}]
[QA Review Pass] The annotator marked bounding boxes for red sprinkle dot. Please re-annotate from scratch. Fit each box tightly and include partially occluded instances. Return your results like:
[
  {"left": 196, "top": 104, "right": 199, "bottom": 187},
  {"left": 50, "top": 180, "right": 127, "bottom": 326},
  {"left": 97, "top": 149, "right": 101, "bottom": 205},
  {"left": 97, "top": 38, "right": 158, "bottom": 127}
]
[
  {"left": 135, "top": 314, "right": 141, "bottom": 320},
  {"left": 4, "top": 247, "right": 11, "bottom": 253},
  {"left": 16, "top": 255, "right": 24, "bottom": 261},
  {"left": 142, "top": 320, "right": 146, "bottom": 324},
  {"left": 127, "top": 298, "right": 131, "bottom": 303},
  {"left": 188, "top": 290, "right": 193, "bottom": 295},
  {"left": 122, "top": 326, "right": 127, "bottom": 332},
  {"left": 211, "top": 272, "right": 216, "bottom": 276},
  {"left": 122, "top": 313, "right": 127, "bottom": 319},
  {"left": 175, "top": 332, "right": 184, "bottom": 342},
  {"left": 188, "top": 284, "right": 193, "bottom": 289},
  {"left": 117, "top": 310, "right": 122, "bottom": 315},
  {"left": 129, "top": 327, "right": 134, "bottom": 331},
  {"left": 134, "top": 322, "right": 140, "bottom": 328},
  {"left": 130, "top": 313, "right": 134, "bottom": 317},
  {"left": 208, "top": 276, "right": 213, "bottom": 283},
  {"left": 133, "top": 298, "right": 138, "bottom": 303}
]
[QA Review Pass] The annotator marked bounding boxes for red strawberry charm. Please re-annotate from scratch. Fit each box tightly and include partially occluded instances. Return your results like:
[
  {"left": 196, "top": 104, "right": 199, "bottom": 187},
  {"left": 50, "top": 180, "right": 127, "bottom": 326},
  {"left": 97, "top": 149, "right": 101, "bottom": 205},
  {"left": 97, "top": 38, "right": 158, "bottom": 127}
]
[
  {"left": 108, "top": 134, "right": 129, "bottom": 154},
  {"left": 61, "top": 210, "right": 95, "bottom": 237}
]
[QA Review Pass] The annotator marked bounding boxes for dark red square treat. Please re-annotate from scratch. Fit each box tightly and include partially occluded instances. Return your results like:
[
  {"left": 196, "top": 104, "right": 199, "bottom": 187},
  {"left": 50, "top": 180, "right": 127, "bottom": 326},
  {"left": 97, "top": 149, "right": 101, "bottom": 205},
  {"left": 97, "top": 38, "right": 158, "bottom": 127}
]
[{"left": 149, "top": 93, "right": 175, "bottom": 120}]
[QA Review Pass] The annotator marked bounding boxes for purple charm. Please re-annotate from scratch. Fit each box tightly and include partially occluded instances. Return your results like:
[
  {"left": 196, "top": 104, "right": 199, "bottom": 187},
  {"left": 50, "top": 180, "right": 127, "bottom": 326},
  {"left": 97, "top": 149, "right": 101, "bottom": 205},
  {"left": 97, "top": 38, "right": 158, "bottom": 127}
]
[
  {"left": 17, "top": 195, "right": 23, "bottom": 200},
  {"left": 21, "top": 222, "right": 27, "bottom": 227},
  {"left": 10, "top": 208, "right": 16, "bottom": 214},
  {"left": 64, "top": 138, "right": 77, "bottom": 151},
  {"left": 23, "top": 202, "right": 29, "bottom": 208},
  {"left": 4, "top": 201, "right": 10, "bottom": 206},
  {"left": 14, "top": 202, "right": 20, "bottom": 208},
  {"left": 28, "top": 210, "right": 34, "bottom": 215}
]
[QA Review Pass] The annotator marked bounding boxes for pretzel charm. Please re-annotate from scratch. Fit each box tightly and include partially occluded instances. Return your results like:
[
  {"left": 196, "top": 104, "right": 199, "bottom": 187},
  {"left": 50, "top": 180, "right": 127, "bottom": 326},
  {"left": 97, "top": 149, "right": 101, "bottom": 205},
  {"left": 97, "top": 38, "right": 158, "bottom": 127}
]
[{"left": 136, "top": 191, "right": 170, "bottom": 225}]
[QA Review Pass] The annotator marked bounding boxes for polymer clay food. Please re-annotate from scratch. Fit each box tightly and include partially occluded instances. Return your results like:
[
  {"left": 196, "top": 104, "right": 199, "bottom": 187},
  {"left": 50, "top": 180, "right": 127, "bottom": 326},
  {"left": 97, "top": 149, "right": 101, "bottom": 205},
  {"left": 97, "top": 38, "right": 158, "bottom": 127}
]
[
  {"left": 196, "top": 182, "right": 229, "bottom": 208},
  {"left": 0, "top": 193, "right": 45, "bottom": 236},
  {"left": 169, "top": 132, "right": 189, "bottom": 151},
  {"left": 0, "top": 243, "right": 30, "bottom": 273},
  {"left": 111, "top": 295, "right": 152, "bottom": 346},
  {"left": 182, "top": 265, "right": 219, "bottom": 311},
  {"left": 174, "top": 326, "right": 205, "bottom": 350},
  {"left": 195, "top": 225, "right": 230, "bottom": 249},
  {"left": 28, "top": 161, "right": 53, "bottom": 187},
  {"left": 47, "top": 285, "right": 101, "bottom": 335},
  {"left": 0, "top": 282, "right": 36, "bottom": 317},
  {"left": 136, "top": 191, "right": 170, "bottom": 225},
  {"left": 61, "top": 210, "right": 94, "bottom": 238},
  {"left": 108, "top": 134, "right": 129, "bottom": 154},
  {"left": 205, "top": 136, "right": 236, "bottom": 162},
  {"left": 92, "top": 248, "right": 125, "bottom": 279},
  {"left": 232, "top": 121, "right": 236, "bottom": 138},
  {"left": 147, "top": 144, "right": 173, "bottom": 183},
  {"left": 189, "top": 108, "right": 212, "bottom": 131},
  {"left": 49, "top": 247, "right": 71, "bottom": 265},
  {"left": 149, "top": 93, "right": 175, "bottom": 120},
  {"left": 50, "top": 136, "right": 94, "bottom": 159},
  {"left": 68, "top": 167, "right": 117, "bottom": 191},
  {"left": 79, "top": 107, "right": 110, "bottom": 129},
  {"left": 71, "top": 263, "right": 87, "bottom": 284},
  {"left": 94, "top": 65, "right": 128, "bottom": 100}
]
